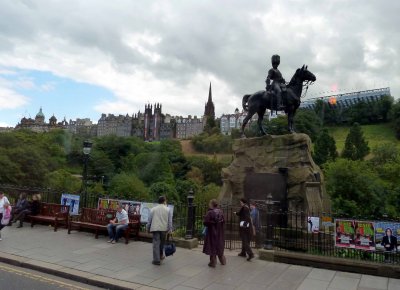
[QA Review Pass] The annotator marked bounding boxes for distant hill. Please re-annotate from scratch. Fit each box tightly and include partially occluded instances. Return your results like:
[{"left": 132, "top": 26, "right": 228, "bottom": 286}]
[{"left": 327, "top": 123, "right": 399, "bottom": 153}]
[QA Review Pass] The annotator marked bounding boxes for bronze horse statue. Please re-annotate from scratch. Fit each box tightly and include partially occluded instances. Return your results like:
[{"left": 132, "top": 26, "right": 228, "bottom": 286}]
[{"left": 241, "top": 65, "right": 316, "bottom": 136}]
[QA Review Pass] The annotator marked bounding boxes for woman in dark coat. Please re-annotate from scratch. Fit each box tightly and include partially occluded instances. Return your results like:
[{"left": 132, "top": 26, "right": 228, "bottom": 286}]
[
  {"left": 235, "top": 198, "right": 254, "bottom": 261},
  {"left": 203, "top": 199, "right": 226, "bottom": 268}
]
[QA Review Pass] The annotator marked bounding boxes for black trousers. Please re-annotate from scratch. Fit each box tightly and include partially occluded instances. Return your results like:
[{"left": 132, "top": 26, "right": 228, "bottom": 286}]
[
  {"left": 239, "top": 228, "right": 253, "bottom": 256},
  {"left": 0, "top": 213, "right": 5, "bottom": 230}
]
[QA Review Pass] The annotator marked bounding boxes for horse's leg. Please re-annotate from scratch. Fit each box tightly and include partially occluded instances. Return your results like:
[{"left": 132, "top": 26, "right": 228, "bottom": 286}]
[
  {"left": 288, "top": 108, "right": 295, "bottom": 133},
  {"left": 241, "top": 111, "right": 254, "bottom": 138},
  {"left": 257, "top": 110, "right": 267, "bottom": 135}
]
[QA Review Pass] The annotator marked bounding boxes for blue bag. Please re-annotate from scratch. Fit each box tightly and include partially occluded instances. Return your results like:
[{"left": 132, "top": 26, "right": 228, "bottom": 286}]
[{"left": 164, "top": 234, "right": 176, "bottom": 257}]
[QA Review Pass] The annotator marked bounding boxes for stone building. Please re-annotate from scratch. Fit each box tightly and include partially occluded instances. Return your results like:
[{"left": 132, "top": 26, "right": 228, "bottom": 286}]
[
  {"left": 220, "top": 108, "right": 259, "bottom": 135},
  {"left": 97, "top": 103, "right": 174, "bottom": 141},
  {"left": 97, "top": 114, "right": 132, "bottom": 137},
  {"left": 69, "top": 118, "right": 97, "bottom": 137},
  {"left": 175, "top": 115, "right": 203, "bottom": 139},
  {"left": 16, "top": 107, "right": 69, "bottom": 132},
  {"left": 15, "top": 107, "right": 96, "bottom": 137}
]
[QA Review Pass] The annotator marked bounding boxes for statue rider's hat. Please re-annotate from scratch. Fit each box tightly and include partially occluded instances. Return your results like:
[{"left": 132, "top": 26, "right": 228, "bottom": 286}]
[{"left": 271, "top": 54, "right": 280, "bottom": 64}]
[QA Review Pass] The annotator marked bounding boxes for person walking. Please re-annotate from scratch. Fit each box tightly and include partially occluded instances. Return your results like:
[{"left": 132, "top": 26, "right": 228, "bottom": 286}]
[
  {"left": 0, "top": 192, "right": 11, "bottom": 241},
  {"left": 203, "top": 199, "right": 226, "bottom": 268},
  {"left": 147, "top": 196, "right": 172, "bottom": 265},
  {"left": 235, "top": 198, "right": 254, "bottom": 261},
  {"left": 107, "top": 204, "right": 129, "bottom": 244}
]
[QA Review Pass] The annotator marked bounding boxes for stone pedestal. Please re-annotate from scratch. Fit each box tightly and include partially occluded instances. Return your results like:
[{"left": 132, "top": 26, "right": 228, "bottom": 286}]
[{"left": 219, "top": 133, "right": 331, "bottom": 213}]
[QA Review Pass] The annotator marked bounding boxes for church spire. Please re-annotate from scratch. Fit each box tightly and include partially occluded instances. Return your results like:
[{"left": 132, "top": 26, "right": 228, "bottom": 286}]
[
  {"left": 208, "top": 82, "right": 212, "bottom": 103},
  {"left": 204, "top": 82, "right": 215, "bottom": 119}
]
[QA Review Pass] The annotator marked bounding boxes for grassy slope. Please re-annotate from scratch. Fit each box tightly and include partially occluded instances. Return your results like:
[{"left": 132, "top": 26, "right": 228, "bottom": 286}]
[
  {"left": 180, "top": 140, "right": 233, "bottom": 164},
  {"left": 327, "top": 123, "right": 399, "bottom": 153},
  {"left": 181, "top": 124, "right": 399, "bottom": 160}
]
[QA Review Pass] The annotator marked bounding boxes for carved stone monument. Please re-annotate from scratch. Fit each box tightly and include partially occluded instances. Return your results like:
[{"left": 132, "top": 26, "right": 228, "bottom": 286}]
[{"left": 219, "top": 133, "right": 331, "bottom": 213}]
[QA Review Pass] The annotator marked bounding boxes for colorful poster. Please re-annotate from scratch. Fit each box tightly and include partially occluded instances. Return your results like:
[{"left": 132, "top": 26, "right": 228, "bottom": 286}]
[
  {"left": 354, "top": 221, "right": 375, "bottom": 250},
  {"left": 375, "top": 222, "right": 400, "bottom": 252},
  {"left": 61, "top": 193, "right": 80, "bottom": 215},
  {"left": 335, "top": 219, "right": 355, "bottom": 248},
  {"left": 97, "top": 198, "right": 141, "bottom": 215},
  {"left": 307, "top": 216, "right": 320, "bottom": 233},
  {"left": 140, "top": 202, "right": 174, "bottom": 224},
  {"left": 321, "top": 216, "right": 334, "bottom": 227}
]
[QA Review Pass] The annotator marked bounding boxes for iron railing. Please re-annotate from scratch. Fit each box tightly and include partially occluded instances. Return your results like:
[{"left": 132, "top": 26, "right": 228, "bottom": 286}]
[{"left": 1, "top": 184, "right": 399, "bottom": 264}]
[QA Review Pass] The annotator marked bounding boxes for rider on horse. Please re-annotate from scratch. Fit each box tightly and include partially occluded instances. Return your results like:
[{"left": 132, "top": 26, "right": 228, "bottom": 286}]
[{"left": 266, "top": 54, "right": 286, "bottom": 110}]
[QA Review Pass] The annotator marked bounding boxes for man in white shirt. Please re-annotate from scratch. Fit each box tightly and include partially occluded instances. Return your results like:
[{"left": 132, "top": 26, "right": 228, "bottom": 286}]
[
  {"left": 107, "top": 204, "right": 129, "bottom": 244},
  {"left": 147, "top": 196, "right": 172, "bottom": 265}
]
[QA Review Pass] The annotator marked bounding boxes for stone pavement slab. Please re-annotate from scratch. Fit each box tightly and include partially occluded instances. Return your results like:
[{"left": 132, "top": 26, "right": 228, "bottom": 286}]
[{"left": 0, "top": 224, "right": 397, "bottom": 290}]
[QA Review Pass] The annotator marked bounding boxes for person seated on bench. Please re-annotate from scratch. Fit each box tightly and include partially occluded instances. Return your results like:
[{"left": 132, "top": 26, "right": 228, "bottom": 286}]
[
  {"left": 107, "top": 204, "right": 128, "bottom": 244},
  {"left": 11, "top": 192, "right": 30, "bottom": 228},
  {"left": 30, "top": 193, "right": 41, "bottom": 216}
]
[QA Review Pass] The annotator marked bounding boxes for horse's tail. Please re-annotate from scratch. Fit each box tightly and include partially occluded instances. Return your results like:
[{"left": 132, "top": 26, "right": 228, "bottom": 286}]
[{"left": 242, "top": 94, "right": 251, "bottom": 111}]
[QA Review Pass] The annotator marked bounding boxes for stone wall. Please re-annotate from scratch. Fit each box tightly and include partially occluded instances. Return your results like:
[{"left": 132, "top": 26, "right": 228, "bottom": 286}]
[{"left": 219, "top": 133, "right": 331, "bottom": 213}]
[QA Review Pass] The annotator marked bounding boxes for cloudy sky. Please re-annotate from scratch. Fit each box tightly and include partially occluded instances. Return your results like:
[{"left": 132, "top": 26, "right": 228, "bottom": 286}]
[{"left": 0, "top": 0, "right": 399, "bottom": 127}]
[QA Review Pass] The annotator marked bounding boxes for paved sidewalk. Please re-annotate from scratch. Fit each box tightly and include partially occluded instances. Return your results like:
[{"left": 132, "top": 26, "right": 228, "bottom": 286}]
[{"left": 0, "top": 224, "right": 399, "bottom": 290}]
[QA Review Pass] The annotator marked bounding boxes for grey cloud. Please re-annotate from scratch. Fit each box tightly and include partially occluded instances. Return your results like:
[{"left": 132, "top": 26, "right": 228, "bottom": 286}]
[{"left": 0, "top": 0, "right": 399, "bottom": 116}]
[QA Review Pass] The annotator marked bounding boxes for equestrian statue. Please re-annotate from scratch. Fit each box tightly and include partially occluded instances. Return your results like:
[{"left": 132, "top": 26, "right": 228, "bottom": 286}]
[{"left": 241, "top": 55, "right": 316, "bottom": 137}]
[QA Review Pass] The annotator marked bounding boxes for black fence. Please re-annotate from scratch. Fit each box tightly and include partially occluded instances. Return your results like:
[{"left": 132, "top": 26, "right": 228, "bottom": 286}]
[{"left": 1, "top": 184, "right": 399, "bottom": 265}]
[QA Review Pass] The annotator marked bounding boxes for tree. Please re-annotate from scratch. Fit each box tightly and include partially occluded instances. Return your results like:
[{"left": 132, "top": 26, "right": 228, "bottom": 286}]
[
  {"left": 204, "top": 117, "right": 217, "bottom": 135},
  {"left": 264, "top": 115, "right": 288, "bottom": 135},
  {"left": 371, "top": 143, "right": 399, "bottom": 166},
  {"left": 108, "top": 173, "right": 149, "bottom": 200},
  {"left": 390, "top": 100, "right": 400, "bottom": 139},
  {"left": 44, "top": 169, "right": 81, "bottom": 193},
  {"left": 175, "top": 179, "right": 200, "bottom": 201},
  {"left": 194, "top": 183, "right": 220, "bottom": 204},
  {"left": 313, "top": 129, "right": 337, "bottom": 166},
  {"left": 133, "top": 152, "right": 174, "bottom": 186},
  {"left": 325, "top": 159, "right": 385, "bottom": 217},
  {"left": 293, "top": 109, "right": 321, "bottom": 140},
  {"left": 149, "top": 182, "right": 180, "bottom": 203},
  {"left": 341, "top": 123, "right": 370, "bottom": 160}
]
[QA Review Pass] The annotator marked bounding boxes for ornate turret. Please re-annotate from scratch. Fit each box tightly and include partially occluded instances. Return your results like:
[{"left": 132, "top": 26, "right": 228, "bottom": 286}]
[{"left": 35, "top": 107, "right": 45, "bottom": 125}]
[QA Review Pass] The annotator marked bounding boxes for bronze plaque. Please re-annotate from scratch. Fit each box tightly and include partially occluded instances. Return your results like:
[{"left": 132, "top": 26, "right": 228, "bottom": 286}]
[{"left": 244, "top": 172, "right": 287, "bottom": 211}]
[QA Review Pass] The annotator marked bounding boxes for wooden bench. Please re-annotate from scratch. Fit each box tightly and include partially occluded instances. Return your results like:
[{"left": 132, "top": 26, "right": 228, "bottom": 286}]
[
  {"left": 68, "top": 208, "right": 141, "bottom": 244},
  {"left": 29, "top": 203, "right": 70, "bottom": 232},
  {"left": 126, "top": 213, "right": 141, "bottom": 242}
]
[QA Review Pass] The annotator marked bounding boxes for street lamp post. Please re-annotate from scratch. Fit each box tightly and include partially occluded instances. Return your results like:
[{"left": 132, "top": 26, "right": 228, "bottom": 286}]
[
  {"left": 82, "top": 140, "right": 92, "bottom": 208},
  {"left": 185, "top": 188, "right": 196, "bottom": 239},
  {"left": 263, "top": 193, "right": 274, "bottom": 250}
]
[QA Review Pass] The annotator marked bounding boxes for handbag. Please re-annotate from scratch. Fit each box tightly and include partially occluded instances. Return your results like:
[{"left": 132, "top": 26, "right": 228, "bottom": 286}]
[
  {"left": 164, "top": 233, "right": 176, "bottom": 257},
  {"left": 1, "top": 207, "right": 12, "bottom": 226}
]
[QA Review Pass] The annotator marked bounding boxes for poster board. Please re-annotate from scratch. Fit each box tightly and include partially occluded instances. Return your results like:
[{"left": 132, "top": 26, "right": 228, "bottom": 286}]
[
  {"left": 354, "top": 221, "right": 375, "bottom": 250},
  {"left": 307, "top": 216, "right": 320, "bottom": 233},
  {"left": 97, "top": 199, "right": 174, "bottom": 223},
  {"left": 61, "top": 193, "right": 80, "bottom": 215},
  {"left": 97, "top": 198, "right": 141, "bottom": 215},
  {"left": 140, "top": 202, "right": 174, "bottom": 224},
  {"left": 335, "top": 219, "right": 355, "bottom": 248},
  {"left": 375, "top": 222, "right": 400, "bottom": 251}
]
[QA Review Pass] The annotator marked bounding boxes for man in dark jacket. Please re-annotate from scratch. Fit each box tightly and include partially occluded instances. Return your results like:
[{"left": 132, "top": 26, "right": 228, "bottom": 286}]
[
  {"left": 235, "top": 198, "right": 254, "bottom": 261},
  {"left": 12, "top": 193, "right": 31, "bottom": 228}
]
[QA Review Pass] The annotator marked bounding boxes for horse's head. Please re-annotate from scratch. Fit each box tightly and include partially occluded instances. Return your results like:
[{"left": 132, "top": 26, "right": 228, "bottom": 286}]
[{"left": 297, "top": 65, "right": 316, "bottom": 83}]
